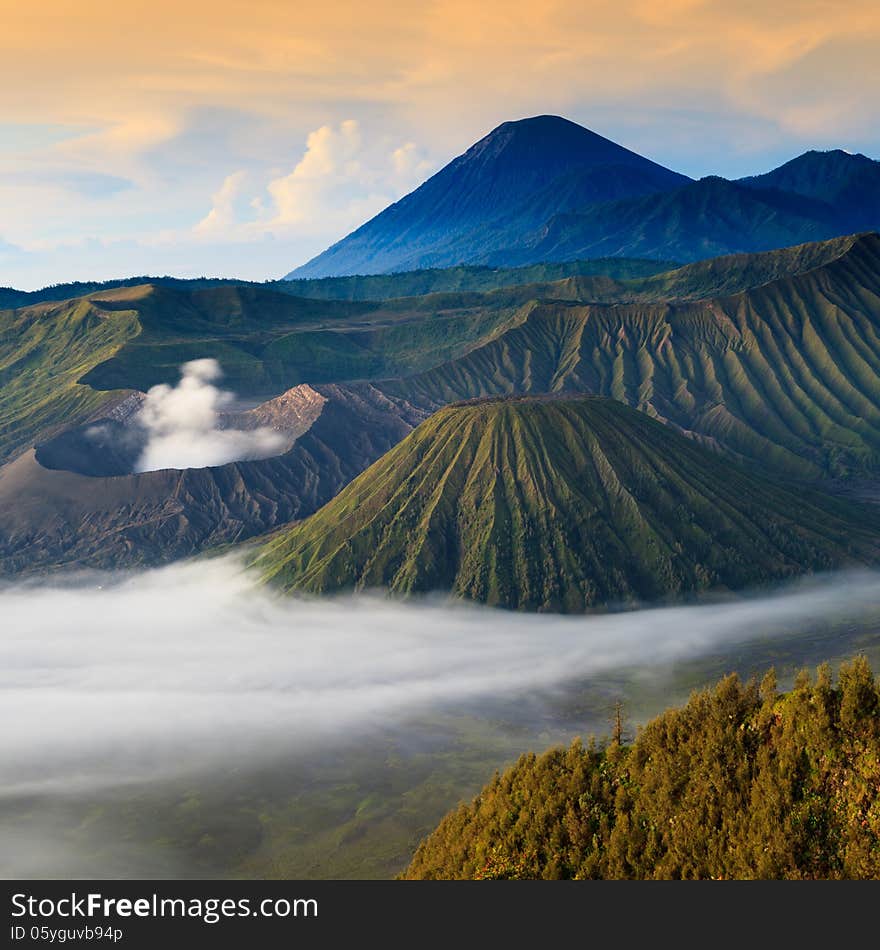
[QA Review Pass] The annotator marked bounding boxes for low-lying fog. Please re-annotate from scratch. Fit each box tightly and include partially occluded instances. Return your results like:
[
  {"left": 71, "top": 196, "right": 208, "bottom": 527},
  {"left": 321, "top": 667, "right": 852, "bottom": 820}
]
[{"left": 3, "top": 559, "right": 880, "bottom": 803}]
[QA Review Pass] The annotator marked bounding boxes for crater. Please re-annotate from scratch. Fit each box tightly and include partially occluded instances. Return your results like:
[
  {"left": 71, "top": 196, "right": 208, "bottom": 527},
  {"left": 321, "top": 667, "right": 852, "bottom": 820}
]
[{"left": 35, "top": 384, "right": 327, "bottom": 477}]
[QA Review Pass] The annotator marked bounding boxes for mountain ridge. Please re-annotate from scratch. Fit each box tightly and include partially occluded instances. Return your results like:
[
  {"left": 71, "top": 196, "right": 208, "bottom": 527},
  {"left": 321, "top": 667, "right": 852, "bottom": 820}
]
[
  {"left": 5, "top": 233, "right": 880, "bottom": 576},
  {"left": 506, "top": 175, "right": 844, "bottom": 266},
  {"left": 378, "top": 231, "right": 880, "bottom": 479},
  {"left": 738, "top": 149, "right": 880, "bottom": 234}
]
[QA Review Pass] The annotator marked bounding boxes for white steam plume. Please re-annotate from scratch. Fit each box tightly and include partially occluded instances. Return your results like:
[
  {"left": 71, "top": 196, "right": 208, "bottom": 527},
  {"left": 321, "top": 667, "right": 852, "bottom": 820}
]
[
  {"left": 1, "top": 559, "right": 879, "bottom": 798},
  {"left": 133, "top": 358, "right": 287, "bottom": 472}
]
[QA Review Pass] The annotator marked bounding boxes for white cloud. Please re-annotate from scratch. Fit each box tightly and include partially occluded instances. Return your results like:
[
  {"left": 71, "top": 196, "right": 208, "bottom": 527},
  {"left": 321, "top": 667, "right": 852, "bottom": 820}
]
[
  {"left": 133, "top": 359, "right": 287, "bottom": 472},
  {"left": 290, "top": 120, "right": 363, "bottom": 181},
  {"left": 263, "top": 119, "right": 370, "bottom": 228},
  {"left": 194, "top": 170, "right": 248, "bottom": 235},
  {"left": 392, "top": 141, "right": 434, "bottom": 180},
  {"left": 190, "top": 120, "right": 435, "bottom": 244},
  {"left": 54, "top": 115, "right": 181, "bottom": 180}
]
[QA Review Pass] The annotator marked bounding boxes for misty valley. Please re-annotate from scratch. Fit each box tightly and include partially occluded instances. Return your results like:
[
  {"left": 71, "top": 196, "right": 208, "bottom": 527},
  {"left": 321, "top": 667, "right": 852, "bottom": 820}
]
[{"left": 3, "top": 564, "right": 880, "bottom": 879}]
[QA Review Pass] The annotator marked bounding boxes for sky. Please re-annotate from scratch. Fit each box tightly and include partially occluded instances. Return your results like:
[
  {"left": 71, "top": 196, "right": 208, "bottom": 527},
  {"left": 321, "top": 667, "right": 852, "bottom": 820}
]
[{"left": 1, "top": 0, "right": 879, "bottom": 289}]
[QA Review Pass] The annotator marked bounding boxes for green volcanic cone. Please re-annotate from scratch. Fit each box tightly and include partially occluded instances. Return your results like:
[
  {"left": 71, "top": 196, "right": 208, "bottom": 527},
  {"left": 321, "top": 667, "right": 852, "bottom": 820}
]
[{"left": 253, "top": 396, "right": 880, "bottom": 611}]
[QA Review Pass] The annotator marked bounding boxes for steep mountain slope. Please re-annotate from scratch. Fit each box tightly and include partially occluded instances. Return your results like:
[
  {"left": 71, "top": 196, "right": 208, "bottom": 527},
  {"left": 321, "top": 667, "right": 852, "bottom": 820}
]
[
  {"left": 77, "top": 283, "right": 377, "bottom": 395},
  {"left": 0, "top": 282, "right": 383, "bottom": 465},
  {"left": 254, "top": 397, "right": 880, "bottom": 611},
  {"left": 5, "top": 234, "right": 880, "bottom": 576},
  {"left": 502, "top": 176, "right": 842, "bottom": 266},
  {"left": 0, "top": 280, "right": 516, "bottom": 464},
  {"left": 288, "top": 116, "right": 689, "bottom": 277},
  {"left": 739, "top": 149, "right": 880, "bottom": 232},
  {"left": 5, "top": 233, "right": 868, "bottom": 472},
  {"left": 0, "top": 384, "right": 427, "bottom": 574},
  {"left": 404, "top": 659, "right": 880, "bottom": 879},
  {"left": 381, "top": 232, "right": 880, "bottom": 478}
]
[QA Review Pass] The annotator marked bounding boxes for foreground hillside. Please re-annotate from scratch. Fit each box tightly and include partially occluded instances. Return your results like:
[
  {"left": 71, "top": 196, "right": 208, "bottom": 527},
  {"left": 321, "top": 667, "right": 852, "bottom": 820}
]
[
  {"left": 404, "top": 657, "right": 880, "bottom": 879},
  {"left": 254, "top": 396, "right": 880, "bottom": 610}
]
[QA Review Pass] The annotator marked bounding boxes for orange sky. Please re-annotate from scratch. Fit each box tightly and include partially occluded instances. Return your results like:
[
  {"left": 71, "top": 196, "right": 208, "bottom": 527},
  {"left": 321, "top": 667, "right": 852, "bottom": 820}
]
[{"left": 1, "top": 0, "right": 879, "bottom": 287}]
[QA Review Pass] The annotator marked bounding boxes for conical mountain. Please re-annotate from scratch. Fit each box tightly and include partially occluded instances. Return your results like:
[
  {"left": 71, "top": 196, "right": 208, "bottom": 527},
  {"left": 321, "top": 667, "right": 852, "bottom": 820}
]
[
  {"left": 253, "top": 396, "right": 880, "bottom": 611},
  {"left": 287, "top": 116, "right": 689, "bottom": 278}
]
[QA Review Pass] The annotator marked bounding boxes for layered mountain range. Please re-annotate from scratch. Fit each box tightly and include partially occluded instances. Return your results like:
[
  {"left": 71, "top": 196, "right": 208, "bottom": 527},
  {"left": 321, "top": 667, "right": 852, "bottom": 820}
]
[
  {"left": 3, "top": 113, "right": 880, "bottom": 607},
  {"left": 288, "top": 116, "right": 880, "bottom": 277}
]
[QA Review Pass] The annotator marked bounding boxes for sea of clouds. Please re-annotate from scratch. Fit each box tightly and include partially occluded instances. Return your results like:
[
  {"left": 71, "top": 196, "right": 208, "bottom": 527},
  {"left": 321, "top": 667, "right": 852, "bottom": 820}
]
[{"left": 2, "top": 558, "right": 879, "bottom": 799}]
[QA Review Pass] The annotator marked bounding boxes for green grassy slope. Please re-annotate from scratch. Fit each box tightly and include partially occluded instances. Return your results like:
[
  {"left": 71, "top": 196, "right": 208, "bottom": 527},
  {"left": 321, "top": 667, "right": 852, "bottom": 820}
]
[
  {"left": 0, "top": 294, "right": 140, "bottom": 465},
  {"left": 29, "top": 237, "right": 863, "bottom": 413},
  {"left": 407, "top": 234, "right": 868, "bottom": 309},
  {"left": 626, "top": 232, "right": 866, "bottom": 300},
  {"left": 254, "top": 396, "right": 880, "bottom": 611},
  {"left": 403, "top": 658, "right": 880, "bottom": 879},
  {"left": 0, "top": 280, "right": 516, "bottom": 462},
  {"left": 0, "top": 276, "right": 252, "bottom": 311},
  {"left": 382, "top": 233, "right": 880, "bottom": 478},
  {"left": 0, "top": 237, "right": 837, "bottom": 312},
  {"left": 78, "top": 283, "right": 531, "bottom": 397},
  {"left": 78, "top": 283, "right": 379, "bottom": 394}
]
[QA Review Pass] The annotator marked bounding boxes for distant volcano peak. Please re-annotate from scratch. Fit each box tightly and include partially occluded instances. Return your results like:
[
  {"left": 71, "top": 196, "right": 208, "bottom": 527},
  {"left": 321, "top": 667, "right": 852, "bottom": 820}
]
[{"left": 286, "top": 115, "right": 689, "bottom": 278}]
